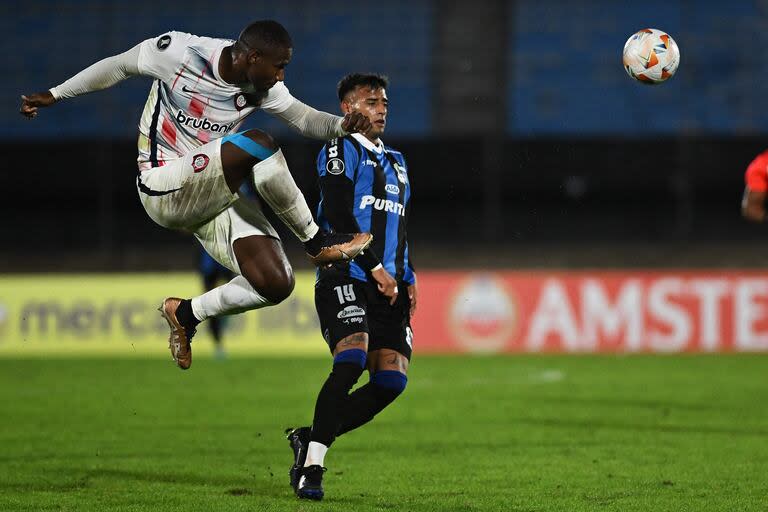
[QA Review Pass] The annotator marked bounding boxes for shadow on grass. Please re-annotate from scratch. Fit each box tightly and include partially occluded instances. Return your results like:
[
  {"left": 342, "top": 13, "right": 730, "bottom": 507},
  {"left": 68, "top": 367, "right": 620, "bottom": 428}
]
[
  {"left": 1, "top": 466, "right": 373, "bottom": 507},
  {"left": 0, "top": 467, "right": 275, "bottom": 496}
]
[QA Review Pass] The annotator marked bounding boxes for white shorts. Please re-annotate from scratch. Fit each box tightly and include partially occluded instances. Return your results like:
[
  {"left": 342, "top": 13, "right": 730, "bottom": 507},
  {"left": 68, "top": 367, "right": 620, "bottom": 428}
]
[
  {"left": 193, "top": 197, "right": 279, "bottom": 274},
  {"left": 137, "top": 138, "right": 279, "bottom": 274}
]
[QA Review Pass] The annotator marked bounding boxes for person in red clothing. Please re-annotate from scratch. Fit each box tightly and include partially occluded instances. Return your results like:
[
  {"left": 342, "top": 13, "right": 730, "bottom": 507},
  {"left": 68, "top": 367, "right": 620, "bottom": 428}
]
[{"left": 742, "top": 150, "right": 768, "bottom": 222}]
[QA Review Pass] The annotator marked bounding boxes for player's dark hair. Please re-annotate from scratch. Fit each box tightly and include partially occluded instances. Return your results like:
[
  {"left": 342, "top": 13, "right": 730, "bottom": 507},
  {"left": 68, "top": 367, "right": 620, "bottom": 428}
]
[
  {"left": 337, "top": 73, "right": 389, "bottom": 101},
  {"left": 235, "top": 20, "right": 293, "bottom": 54}
]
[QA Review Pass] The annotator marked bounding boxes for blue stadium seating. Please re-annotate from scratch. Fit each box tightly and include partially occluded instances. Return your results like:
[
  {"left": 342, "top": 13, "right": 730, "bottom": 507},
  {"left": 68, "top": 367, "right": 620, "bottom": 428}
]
[{"left": 4, "top": 0, "right": 431, "bottom": 138}]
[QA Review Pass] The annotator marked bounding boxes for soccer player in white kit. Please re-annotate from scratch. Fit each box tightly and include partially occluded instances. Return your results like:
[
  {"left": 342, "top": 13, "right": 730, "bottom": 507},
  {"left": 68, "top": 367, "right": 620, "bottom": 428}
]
[{"left": 20, "top": 20, "right": 374, "bottom": 369}]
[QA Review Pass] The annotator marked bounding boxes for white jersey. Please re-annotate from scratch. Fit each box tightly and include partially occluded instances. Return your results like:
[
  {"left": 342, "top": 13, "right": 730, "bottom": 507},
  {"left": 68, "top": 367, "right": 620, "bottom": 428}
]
[{"left": 135, "top": 31, "right": 293, "bottom": 171}]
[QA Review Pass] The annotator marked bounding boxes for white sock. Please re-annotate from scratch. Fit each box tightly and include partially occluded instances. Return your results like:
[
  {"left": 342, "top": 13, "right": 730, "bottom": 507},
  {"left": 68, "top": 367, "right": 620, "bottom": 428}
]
[
  {"left": 191, "top": 275, "right": 272, "bottom": 322},
  {"left": 251, "top": 149, "right": 320, "bottom": 242},
  {"left": 304, "top": 441, "right": 328, "bottom": 468}
]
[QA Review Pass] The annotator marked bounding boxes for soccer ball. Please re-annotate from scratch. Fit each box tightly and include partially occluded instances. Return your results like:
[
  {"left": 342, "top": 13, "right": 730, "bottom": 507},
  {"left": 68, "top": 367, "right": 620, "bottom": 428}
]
[{"left": 622, "top": 28, "right": 680, "bottom": 84}]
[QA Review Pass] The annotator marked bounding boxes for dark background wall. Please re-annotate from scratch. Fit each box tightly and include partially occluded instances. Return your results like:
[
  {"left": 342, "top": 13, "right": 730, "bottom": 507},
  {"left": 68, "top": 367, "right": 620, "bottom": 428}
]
[
  {"left": 3, "top": 0, "right": 768, "bottom": 272},
  {"left": 2, "top": 136, "right": 763, "bottom": 271}
]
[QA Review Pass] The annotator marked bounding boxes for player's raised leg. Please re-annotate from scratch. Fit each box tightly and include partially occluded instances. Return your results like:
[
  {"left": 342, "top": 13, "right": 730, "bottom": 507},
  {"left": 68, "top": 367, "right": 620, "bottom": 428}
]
[
  {"left": 160, "top": 192, "right": 297, "bottom": 370},
  {"left": 161, "top": 234, "right": 294, "bottom": 370},
  {"left": 219, "top": 129, "right": 372, "bottom": 265}
]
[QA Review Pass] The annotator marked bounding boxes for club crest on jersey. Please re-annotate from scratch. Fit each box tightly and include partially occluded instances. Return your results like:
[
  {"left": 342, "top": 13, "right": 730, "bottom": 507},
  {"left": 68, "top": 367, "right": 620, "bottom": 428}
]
[
  {"left": 326, "top": 158, "right": 345, "bottom": 175},
  {"left": 157, "top": 35, "right": 172, "bottom": 51},
  {"left": 192, "top": 154, "right": 210, "bottom": 173},
  {"left": 234, "top": 93, "right": 247, "bottom": 111}
]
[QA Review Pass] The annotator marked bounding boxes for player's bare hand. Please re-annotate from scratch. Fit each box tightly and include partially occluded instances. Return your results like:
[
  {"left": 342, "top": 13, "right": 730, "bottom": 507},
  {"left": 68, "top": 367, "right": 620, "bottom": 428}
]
[
  {"left": 407, "top": 282, "right": 417, "bottom": 318},
  {"left": 20, "top": 92, "right": 56, "bottom": 119},
  {"left": 372, "top": 266, "right": 398, "bottom": 305},
  {"left": 341, "top": 111, "right": 372, "bottom": 134}
]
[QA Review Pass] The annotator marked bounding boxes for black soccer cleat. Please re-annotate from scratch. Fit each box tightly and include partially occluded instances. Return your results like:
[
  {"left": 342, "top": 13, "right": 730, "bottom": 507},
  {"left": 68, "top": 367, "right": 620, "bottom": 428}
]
[
  {"left": 297, "top": 464, "right": 326, "bottom": 501},
  {"left": 285, "top": 426, "right": 311, "bottom": 493}
]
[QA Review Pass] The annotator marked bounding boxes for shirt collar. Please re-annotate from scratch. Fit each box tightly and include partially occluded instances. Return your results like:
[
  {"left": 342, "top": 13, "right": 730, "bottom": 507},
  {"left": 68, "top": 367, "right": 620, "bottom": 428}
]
[
  {"left": 351, "top": 133, "right": 384, "bottom": 154},
  {"left": 213, "top": 40, "right": 244, "bottom": 89}
]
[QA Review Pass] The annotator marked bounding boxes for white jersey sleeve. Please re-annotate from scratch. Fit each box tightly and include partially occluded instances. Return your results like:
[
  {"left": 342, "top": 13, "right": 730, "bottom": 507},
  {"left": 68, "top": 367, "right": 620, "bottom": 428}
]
[
  {"left": 262, "top": 82, "right": 346, "bottom": 139},
  {"left": 137, "top": 31, "right": 196, "bottom": 82},
  {"left": 50, "top": 44, "right": 141, "bottom": 100},
  {"left": 259, "top": 81, "right": 294, "bottom": 114}
]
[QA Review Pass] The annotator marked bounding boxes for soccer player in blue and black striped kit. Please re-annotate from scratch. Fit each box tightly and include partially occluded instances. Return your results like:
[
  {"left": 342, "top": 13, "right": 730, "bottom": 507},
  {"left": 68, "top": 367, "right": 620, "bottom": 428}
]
[{"left": 286, "top": 74, "right": 417, "bottom": 500}]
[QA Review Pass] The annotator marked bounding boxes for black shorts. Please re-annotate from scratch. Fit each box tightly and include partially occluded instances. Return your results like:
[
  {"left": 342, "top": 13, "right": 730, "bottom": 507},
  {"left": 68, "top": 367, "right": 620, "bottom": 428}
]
[{"left": 315, "top": 269, "right": 413, "bottom": 360}]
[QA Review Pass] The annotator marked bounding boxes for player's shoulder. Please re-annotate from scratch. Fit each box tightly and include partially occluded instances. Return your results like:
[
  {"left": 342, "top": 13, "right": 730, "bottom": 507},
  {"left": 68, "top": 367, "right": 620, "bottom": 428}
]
[
  {"left": 146, "top": 31, "right": 191, "bottom": 50},
  {"left": 321, "top": 135, "right": 364, "bottom": 157},
  {"left": 318, "top": 136, "right": 362, "bottom": 176},
  {"left": 145, "top": 31, "right": 227, "bottom": 53},
  {"left": 747, "top": 149, "right": 768, "bottom": 172},
  {"left": 343, "top": 134, "right": 365, "bottom": 151},
  {"left": 340, "top": 134, "right": 364, "bottom": 148},
  {"left": 752, "top": 149, "right": 768, "bottom": 165},
  {"left": 384, "top": 145, "right": 407, "bottom": 164},
  {"left": 745, "top": 150, "right": 768, "bottom": 190}
]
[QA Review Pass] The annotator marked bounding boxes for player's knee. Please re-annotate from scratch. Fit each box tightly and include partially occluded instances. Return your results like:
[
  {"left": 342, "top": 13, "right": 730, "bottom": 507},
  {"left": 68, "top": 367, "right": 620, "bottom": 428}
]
[
  {"left": 334, "top": 347, "right": 368, "bottom": 369},
  {"left": 241, "top": 129, "right": 279, "bottom": 153},
  {"left": 371, "top": 370, "right": 408, "bottom": 396},
  {"left": 241, "top": 264, "right": 294, "bottom": 304},
  {"left": 326, "top": 349, "right": 367, "bottom": 393},
  {"left": 262, "top": 268, "right": 295, "bottom": 304}
]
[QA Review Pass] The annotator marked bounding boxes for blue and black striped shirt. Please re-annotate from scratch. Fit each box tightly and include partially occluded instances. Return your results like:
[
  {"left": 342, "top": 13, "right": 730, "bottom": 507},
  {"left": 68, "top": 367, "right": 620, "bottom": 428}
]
[{"left": 316, "top": 133, "right": 415, "bottom": 284}]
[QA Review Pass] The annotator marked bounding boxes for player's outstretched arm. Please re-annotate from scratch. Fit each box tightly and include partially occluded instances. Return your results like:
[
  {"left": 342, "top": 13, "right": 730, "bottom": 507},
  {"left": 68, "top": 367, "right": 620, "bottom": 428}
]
[
  {"left": 19, "top": 44, "right": 142, "bottom": 119},
  {"left": 265, "top": 92, "right": 372, "bottom": 140}
]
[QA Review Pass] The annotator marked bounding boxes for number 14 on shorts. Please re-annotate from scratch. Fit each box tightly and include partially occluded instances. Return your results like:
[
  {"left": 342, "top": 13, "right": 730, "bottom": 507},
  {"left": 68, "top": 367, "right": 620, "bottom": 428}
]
[{"left": 334, "top": 284, "right": 356, "bottom": 304}]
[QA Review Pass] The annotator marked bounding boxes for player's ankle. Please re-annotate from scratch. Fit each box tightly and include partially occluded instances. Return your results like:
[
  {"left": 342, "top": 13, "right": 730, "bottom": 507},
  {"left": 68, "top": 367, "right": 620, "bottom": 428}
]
[
  {"left": 175, "top": 299, "right": 201, "bottom": 329},
  {"left": 304, "top": 441, "right": 328, "bottom": 468},
  {"left": 303, "top": 230, "right": 327, "bottom": 256}
]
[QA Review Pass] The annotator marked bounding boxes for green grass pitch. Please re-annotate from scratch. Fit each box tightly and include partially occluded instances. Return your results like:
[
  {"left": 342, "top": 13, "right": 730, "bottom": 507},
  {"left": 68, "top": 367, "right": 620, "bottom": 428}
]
[{"left": 1, "top": 355, "right": 766, "bottom": 511}]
